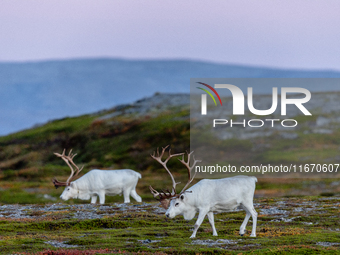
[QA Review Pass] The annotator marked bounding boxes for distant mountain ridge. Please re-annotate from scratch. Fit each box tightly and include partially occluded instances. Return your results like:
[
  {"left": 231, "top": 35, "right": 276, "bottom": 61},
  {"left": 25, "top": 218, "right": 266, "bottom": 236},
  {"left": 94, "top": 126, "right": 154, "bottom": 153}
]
[{"left": 1, "top": 58, "right": 340, "bottom": 136}]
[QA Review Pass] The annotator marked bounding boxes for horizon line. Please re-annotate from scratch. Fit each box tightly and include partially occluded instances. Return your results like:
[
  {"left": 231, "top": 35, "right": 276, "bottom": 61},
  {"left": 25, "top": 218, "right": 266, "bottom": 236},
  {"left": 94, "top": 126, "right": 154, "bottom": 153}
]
[{"left": 1, "top": 56, "right": 340, "bottom": 73}]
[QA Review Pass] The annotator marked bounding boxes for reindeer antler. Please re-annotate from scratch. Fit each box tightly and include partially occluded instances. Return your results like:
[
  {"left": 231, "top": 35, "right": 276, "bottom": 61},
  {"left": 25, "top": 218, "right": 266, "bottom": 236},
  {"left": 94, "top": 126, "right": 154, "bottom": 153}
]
[
  {"left": 178, "top": 151, "right": 201, "bottom": 195},
  {"left": 150, "top": 145, "right": 184, "bottom": 195},
  {"left": 52, "top": 149, "right": 84, "bottom": 188},
  {"left": 149, "top": 146, "right": 201, "bottom": 209}
]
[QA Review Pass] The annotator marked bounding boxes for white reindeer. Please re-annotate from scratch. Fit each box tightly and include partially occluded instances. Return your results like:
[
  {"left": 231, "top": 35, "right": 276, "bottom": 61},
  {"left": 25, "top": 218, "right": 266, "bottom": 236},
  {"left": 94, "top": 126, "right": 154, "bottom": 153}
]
[
  {"left": 53, "top": 149, "right": 142, "bottom": 204},
  {"left": 149, "top": 146, "right": 257, "bottom": 238}
]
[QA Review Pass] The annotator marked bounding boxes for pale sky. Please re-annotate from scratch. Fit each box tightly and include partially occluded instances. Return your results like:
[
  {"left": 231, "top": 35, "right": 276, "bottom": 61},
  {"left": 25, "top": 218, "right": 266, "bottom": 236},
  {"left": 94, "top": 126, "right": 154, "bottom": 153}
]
[{"left": 1, "top": 0, "right": 340, "bottom": 70}]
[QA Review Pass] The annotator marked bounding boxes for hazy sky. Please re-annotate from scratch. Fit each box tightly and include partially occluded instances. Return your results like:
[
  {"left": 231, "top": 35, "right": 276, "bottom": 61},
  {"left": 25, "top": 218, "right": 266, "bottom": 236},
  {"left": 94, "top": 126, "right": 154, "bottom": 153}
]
[{"left": 1, "top": 0, "right": 340, "bottom": 70}]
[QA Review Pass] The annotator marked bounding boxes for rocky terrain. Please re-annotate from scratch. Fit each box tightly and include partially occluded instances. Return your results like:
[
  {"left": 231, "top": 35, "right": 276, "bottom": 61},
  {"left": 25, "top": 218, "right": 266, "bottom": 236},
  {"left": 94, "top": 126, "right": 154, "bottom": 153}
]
[{"left": 1, "top": 197, "right": 340, "bottom": 253}]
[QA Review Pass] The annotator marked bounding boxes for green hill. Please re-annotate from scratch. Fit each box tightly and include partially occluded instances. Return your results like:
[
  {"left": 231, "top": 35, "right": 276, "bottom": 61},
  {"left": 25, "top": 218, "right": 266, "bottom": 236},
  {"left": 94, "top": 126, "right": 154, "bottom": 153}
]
[
  {"left": 0, "top": 93, "right": 191, "bottom": 203},
  {"left": 0, "top": 92, "right": 340, "bottom": 204}
]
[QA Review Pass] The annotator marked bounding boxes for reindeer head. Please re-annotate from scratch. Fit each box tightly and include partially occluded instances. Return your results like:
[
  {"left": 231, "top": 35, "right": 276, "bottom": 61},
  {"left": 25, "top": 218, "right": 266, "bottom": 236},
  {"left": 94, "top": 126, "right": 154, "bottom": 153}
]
[{"left": 149, "top": 145, "right": 201, "bottom": 210}]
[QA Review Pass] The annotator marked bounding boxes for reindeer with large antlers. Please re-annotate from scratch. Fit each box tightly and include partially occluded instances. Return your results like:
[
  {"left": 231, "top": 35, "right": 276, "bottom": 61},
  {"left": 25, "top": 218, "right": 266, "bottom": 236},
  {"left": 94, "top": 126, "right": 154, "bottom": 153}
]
[
  {"left": 150, "top": 145, "right": 258, "bottom": 238},
  {"left": 53, "top": 149, "right": 142, "bottom": 204}
]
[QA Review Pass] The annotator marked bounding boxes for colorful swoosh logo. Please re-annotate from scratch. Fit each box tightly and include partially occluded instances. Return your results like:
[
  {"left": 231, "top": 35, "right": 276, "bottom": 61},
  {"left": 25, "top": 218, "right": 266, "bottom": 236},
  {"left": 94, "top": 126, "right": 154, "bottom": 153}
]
[{"left": 196, "top": 82, "right": 223, "bottom": 106}]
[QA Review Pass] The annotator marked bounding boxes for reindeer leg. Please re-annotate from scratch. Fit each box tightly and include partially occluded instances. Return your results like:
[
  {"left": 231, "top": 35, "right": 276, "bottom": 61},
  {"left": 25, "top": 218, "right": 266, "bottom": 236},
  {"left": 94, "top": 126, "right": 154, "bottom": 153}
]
[
  {"left": 242, "top": 203, "right": 257, "bottom": 237},
  {"left": 123, "top": 189, "right": 131, "bottom": 203},
  {"left": 207, "top": 212, "right": 218, "bottom": 236},
  {"left": 250, "top": 207, "right": 258, "bottom": 237},
  {"left": 91, "top": 195, "right": 97, "bottom": 204},
  {"left": 98, "top": 192, "right": 105, "bottom": 204},
  {"left": 240, "top": 211, "right": 251, "bottom": 236},
  {"left": 190, "top": 208, "right": 208, "bottom": 238},
  {"left": 130, "top": 189, "right": 142, "bottom": 202}
]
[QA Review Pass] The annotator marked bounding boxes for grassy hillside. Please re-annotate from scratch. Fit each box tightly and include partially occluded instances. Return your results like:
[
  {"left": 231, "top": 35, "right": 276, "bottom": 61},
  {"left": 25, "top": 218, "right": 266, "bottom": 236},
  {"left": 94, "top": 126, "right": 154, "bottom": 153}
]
[
  {"left": 0, "top": 93, "right": 340, "bottom": 254},
  {"left": 0, "top": 97, "right": 191, "bottom": 203},
  {"left": 0, "top": 92, "right": 340, "bottom": 204}
]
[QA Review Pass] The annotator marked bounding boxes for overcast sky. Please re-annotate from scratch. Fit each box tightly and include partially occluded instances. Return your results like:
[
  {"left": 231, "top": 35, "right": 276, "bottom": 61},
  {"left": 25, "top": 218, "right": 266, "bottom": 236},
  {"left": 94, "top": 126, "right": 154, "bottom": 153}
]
[{"left": 1, "top": 0, "right": 340, "bottom": 70}]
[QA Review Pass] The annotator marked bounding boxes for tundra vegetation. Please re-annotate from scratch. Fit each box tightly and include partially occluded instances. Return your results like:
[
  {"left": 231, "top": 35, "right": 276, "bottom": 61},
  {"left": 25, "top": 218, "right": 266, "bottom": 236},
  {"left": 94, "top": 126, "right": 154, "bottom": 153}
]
[{"left": 0, "top": 93, "right": 340, "bottom": 254}]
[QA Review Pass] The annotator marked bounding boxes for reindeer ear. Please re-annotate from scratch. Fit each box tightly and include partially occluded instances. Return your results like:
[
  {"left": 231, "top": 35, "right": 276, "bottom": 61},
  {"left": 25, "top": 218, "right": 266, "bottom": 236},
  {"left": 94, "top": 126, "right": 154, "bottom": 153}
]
[{"left": 180, "top": 194, "right": 184, "bottom": 200}]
